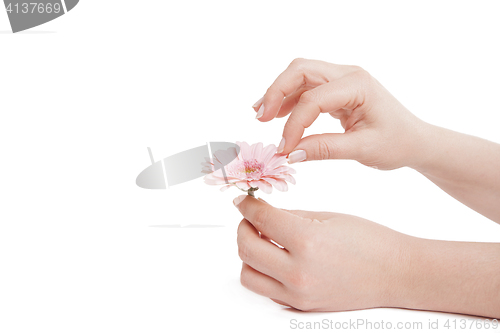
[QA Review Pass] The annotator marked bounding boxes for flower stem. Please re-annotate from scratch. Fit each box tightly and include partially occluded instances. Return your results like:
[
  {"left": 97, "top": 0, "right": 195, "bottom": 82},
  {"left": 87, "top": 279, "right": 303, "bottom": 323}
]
[{"left": 247, "top": 187, "right": 258, "bottom": 197}]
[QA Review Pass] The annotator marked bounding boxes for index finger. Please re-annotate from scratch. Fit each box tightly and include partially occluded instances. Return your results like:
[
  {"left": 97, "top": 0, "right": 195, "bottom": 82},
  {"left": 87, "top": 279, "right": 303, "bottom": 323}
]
[
  {"left": 233, "top": 195, "right": 313, "bottom": 252},
  {"left": 256, "top": 59, "right": 354, "bottom": 122}
]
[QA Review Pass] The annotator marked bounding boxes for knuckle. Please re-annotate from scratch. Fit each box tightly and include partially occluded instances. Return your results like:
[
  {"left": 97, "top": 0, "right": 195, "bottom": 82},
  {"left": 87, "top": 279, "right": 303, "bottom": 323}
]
[
  {"left": 237, "top": 237, "right": 252, "bottom": 262},
  {"left": 289, "top": 57, "right": 307, "bottom": 69},
  {"left": 351, "top": 67, "right": 373, "bottom": 86},
  {"left": 266, "top": 84, "right": 279, "bottom": 96},
  {"left": 316, "top": 139, "right": 333, "bottom": 160},
  {"left": 298, "top": 90, "right": 315, "bottom": 104},
  {"left": 240, "top": 266, "right": 250, "bottom": 288},
  {"left": 252, "top": 208, "right": 269, "bottom": 228},
  {"left": 236, "top": 218, "right": 245, "bottom": 237},
  {"left": 291, "top": 297, "right": 314, "bottom": 312},
  {"left": 287, "top": 269, "right": 310, "bottom": 290},
  {"left": 348, "top": 64, "right": 364, "bottom": 72}
]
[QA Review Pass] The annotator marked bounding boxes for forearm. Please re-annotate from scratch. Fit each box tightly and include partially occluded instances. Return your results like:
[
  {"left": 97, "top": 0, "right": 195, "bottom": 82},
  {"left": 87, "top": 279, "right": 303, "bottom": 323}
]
[
  {"left": 395, "top": 236, "right": 500, "bottom": 318},
  {"left": 411, "top": 123, "right": 500, "bottom": 223}
]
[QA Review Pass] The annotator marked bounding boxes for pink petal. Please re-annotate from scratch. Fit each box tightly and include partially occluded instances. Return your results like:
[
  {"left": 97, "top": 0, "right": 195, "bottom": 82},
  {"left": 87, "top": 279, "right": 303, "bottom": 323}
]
[
  {"left": 251, "top": 142, "right": 263, "bottom": 160},
  {"left": 284, "top": 174, "right": 296, "bottom": 185},
  {"left": 236, "top": 181, "right": 251, "bottom": 190},
  {"left": 274, "top": 165, "right": 296, "bottom": 174},
  {"left": 238, "top": 141, "right": 252, "bottom": 161},
  {"left": 266, "top": 155, "right": 287, "bottom": 170},
  {"left": 204, "top": 174, "right": 228, "bottom": 185},
  {"left": 220, "top": 184, "right": 233, "bottom": 192},
  {"left": 260, "top": 144, "right": 277, "bottom": 165},
  {"left": 256, "top": 180, "right": 272, "bottom": 194},
  {"left": 211, "top": 169, "right": 239, "bottom": 182},
  {"left": 263, "top": 177, "right": 288, "bottom": 192}
]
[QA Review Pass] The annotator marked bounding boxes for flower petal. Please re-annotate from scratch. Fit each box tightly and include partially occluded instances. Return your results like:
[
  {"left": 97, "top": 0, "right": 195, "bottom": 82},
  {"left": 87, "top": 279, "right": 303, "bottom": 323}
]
[
  {"left": 260, "top": 144, "right": 277, "bottom": 165},
  {"left": 220, "top": 184, "right": 233, "bottom": 192},
  {"left": 204, "top": 174, "right": 228, "bottom": 185},
  {"left": 201, "top": 167, "right": 213, "bottom": 174},
  {"left": 249, "top": 180, "right": 260, "bottom": 188},
  {"left": 238, "top": 141, "right": 252, "bottom": 161},
  {"left": 274, "top": 179, "right": 288, "bottom": 192},
  {"left": 263, "top": 177, "right": 288, "bottom": 192},
  {"left": 236, "top": 181, "right": 251, "bottom": 190},
  {"left": 213, "top": 148, "right": 239, "bottom": 167},
  {"left": 266, "top": 155, "right": 288, "bottom": 170},
  {"left": 256, "top": 180, "right": 272, "bottom": 194},
  {"left": 281, "top": 166, "right": 296, "bottom": 174},
  {"left": 251, "top": 142, "right": 263, "bottom": 160},
  {"left": 284, "top": 174, "right": 296, "bottom": 185}
]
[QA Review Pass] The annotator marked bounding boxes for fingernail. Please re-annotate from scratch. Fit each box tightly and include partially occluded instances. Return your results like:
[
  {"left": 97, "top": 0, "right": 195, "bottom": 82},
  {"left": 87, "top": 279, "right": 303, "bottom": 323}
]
[
  {"left": 255, "top": 104, "right": 265, "bottom": 119},
  {"left": 287, "top": 150, "right": 307, "bottom": 164},
  {"left": 277, "top": 137, "right": 286, "bottom": 153},
  {"left": 233, "top": 194, "right": 246, "bottom": 207},
  {"left": 252, "top": 96, "right": 264, "bottom": 108}
]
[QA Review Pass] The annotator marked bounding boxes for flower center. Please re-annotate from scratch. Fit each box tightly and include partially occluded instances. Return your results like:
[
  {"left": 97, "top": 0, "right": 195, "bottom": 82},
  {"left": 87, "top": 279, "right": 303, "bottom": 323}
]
[
  {"left": 243, "top": 160, "right": 262, "bottom": 174},
  {"left": 227, "top": 159, "right": 265, "bottom": 180}
]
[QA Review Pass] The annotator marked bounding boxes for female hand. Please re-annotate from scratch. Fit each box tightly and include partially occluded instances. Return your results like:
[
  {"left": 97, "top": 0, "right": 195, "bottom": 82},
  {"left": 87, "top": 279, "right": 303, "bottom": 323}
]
[
  {"left": 235, "top": 194, "right": 408, "bottom": 311},
  {"left": 234, "top": 195, "right": 500, "bottom": 318},
  {"left": 253, "top": 58, "right": 428, "bottom": 170}
]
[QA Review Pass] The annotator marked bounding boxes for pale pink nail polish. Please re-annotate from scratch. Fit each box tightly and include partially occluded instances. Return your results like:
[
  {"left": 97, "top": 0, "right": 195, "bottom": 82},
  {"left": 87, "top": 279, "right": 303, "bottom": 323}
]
[
  {"left": 277, "top": 137, "right": 286, "bottom": 153},
  {"left": 256, "top": 104, "right": 265, "bottom": 119},
  {"left": 233, "top": 194, "right": 246, "bottom": 207},
  {"left": 252, "top": 96, "right": 264, "bottom": 108},
  {"left": 287, "top": 150, "right": 306, "bottom": 164}
]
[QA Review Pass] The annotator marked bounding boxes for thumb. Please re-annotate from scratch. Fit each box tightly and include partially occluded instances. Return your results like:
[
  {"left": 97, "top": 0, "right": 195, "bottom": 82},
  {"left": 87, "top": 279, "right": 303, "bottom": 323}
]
[{"left": 287, "top": 132, "right": 362, "bottom": 163}]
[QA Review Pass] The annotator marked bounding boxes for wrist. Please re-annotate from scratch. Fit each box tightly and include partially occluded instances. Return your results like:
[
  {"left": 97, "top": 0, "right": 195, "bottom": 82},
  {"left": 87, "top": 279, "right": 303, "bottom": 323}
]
[
  {"left": 380, "top": 233, "right": 417, "bottom": 309},
  {"left": 404, "top": 120, "right": 441, "bottom": 172},
  {"left": 388, "top": 236, "right": 500, "bottom": 318}
]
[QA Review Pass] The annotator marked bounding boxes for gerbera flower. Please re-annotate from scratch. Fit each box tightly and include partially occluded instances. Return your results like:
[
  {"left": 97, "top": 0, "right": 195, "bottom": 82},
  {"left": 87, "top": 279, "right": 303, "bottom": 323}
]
[{"left": 203, "top": 141, "right": 296, "bottom": 196}]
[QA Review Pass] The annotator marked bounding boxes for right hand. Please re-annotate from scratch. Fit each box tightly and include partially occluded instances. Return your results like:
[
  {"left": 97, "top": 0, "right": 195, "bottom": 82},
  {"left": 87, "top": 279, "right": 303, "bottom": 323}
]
[{"left": 253, "top": 58, "right": 429, "bottom": 170}]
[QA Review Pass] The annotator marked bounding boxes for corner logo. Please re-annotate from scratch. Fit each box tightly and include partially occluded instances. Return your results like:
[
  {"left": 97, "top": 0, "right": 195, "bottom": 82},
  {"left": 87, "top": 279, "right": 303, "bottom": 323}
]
[{"left": 3, "top": 0, "right": 78, "bottom": 33}]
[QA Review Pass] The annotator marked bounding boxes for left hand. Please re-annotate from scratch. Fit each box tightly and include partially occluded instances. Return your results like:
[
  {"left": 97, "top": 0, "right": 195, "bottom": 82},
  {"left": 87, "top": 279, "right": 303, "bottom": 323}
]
[{"left": 233, "top": 194, "right": 409, "bottom": 311}]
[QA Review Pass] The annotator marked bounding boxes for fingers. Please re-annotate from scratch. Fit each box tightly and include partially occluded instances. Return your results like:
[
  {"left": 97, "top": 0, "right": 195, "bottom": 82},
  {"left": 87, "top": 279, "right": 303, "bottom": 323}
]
[
  {"left": 237, "top": 218, "right": 292, "bottom": 282},
  {"left": 284, "top": 209, "right": 333, "bottom": 221},
  {"left": 276, "top": 87, "right": 309, "bottom": 118},
  {"left": 255, "top": 59, "right": 351, "bottom": 122},
  {"left": 260, "top": 233, "right": 285, "bottom": 249},
  {"left": 234, "top": 195, "right": 312, "bottom": 252},
  {"left": 240, "top": 263, "right": 288, "bottom": 301},
  {"left": 280, "top": 78, "right": 366, "bottom": 155},
  {"left": 271, "top": 298, "right": 291, "bottom": 307},
  {"left": 287, "top": 132, "right": 364, "bottom": 164}
]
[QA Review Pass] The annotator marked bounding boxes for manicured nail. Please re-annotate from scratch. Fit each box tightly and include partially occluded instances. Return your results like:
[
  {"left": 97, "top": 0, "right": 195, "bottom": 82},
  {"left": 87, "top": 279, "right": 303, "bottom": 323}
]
[
  {"left": 287, "top": 150, "right": 306, "bottom": 164},
  {"left": 255, "top": 104, "right": 265, "bottom": 119},
  {"left": 233, "top": 194, "right": 246, "bottom": 207},
  {"left": 277, "top": 137, "right": 286, "bottom": 153},
  {"left": 252, "top": 96, "right": 264, "bottom": 108}
]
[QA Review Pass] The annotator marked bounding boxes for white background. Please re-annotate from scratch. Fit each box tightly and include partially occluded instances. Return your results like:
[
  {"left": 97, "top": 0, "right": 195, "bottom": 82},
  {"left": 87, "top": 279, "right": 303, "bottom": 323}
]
[{"left": 1, "top": 1, "right": 500, "bottom": 332}]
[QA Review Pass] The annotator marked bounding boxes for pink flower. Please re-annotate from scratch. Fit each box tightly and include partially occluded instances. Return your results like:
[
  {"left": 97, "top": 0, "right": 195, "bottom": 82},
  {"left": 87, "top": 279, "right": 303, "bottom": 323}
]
[{"left": 203, "top": 141, "right": 296, "bottom": 194}]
